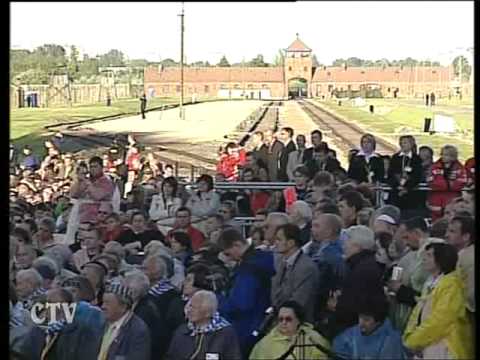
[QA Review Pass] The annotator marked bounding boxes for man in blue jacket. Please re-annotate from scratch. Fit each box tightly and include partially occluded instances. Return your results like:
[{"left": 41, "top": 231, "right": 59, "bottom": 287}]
[
  {"left": 333, "top": 294, "right": 408, "bottom": 359},
  {"left": 218, "top": 228, "right": 275, "bottom": 358}
]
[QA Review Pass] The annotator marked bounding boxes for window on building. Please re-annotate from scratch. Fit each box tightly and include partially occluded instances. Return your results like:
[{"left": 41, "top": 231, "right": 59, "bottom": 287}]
[
  {"left": 347, "top": 85, "right": 351, "bottom": 90},
  {"left": 262, "top": 84, "right": 268, "bottom": 89},
  {"left": 220, "top": 84, "right": 228, "bottom": 89},
  {"left": 328, "top": 84, "right": 334, "bottom": 92},
  {"left": 234, "top": 84, "right": 240, "bottom": 89},
  {"left": 204, "top": 85, "right": 209, "bottom": 93},
  {"left": 176, "top": 85, "right": 181, "bottom": 93},
  {"left": 327, "top": 72, "right": 331, "bottom": 76},
  {"left": 289, "top": 66, "right": 292, "bottom": 71},
  {"left": 304, "top": 66, "right": 308, "bottom": 72},
  {"left": 247, "top": 84, "right": 253, "bottom": 89}
]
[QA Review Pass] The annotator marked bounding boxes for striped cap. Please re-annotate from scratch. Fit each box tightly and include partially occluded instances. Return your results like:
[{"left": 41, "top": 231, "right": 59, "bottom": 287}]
[{"left": 104, "top": 283, "right": 133, "bottom": 306}]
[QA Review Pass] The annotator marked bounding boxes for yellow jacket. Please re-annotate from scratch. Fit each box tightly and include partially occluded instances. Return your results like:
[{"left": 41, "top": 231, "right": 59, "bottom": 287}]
[
  {"left": 249, "top": 323, "right": 329, "bottom": 360},
  {"left": 403, "top": 272, "right": 473, "bottom": 359}
]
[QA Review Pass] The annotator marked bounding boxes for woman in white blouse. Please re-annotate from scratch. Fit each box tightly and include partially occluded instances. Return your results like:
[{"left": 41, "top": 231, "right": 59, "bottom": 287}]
[{"left": 149, "top": 177, "right": 182, "bottom": 226}]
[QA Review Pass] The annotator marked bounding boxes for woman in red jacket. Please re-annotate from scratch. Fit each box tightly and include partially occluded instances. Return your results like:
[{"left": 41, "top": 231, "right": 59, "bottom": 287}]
[
  {"left": 427, "top": 145, "right": 468, "bottom": 221},
  {"left": 216, "top": 142, "right": 246, "bottom": 182}
]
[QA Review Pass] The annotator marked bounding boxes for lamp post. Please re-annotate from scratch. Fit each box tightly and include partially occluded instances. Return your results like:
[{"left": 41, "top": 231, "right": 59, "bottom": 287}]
[{"left": 178, "top": 2, "right": 185, "bottom": 120}]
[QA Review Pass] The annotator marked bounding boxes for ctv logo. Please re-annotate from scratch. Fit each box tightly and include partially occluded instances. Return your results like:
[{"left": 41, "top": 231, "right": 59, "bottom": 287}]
[{"left": 30, "top": 302, "right": 77, "bottom": 325}]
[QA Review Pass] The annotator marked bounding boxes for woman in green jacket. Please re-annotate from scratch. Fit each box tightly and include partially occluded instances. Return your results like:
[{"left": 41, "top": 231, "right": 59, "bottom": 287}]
[{"left": 249, "top": 301, "right": 329, "bottom": 360}]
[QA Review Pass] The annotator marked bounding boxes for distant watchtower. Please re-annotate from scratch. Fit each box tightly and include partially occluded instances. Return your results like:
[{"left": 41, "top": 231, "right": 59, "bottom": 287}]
[{"left": 284, "top": 34, "right": 313, "bottom": 98}]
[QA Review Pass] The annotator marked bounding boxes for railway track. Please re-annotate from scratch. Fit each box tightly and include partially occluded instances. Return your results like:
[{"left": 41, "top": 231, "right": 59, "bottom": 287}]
[
  {"left": 297, "top": 100, "right": 398, "bottom": 155},
  {"left": 56, "top": 100, "right": 282, "bottom": 179}
]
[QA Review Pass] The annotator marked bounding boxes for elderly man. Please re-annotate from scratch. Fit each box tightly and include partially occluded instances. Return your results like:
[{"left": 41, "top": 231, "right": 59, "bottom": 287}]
[
  {"left": 330, "top": 225, "right": 385, "bottom": 337},
  {"left": 218, "top": 228, "right": 275, "bottom": 356},
  {"left": 287, "top": 200, "right": 312, "bottom": 245},
  {"left": 166, "top": 290, "right": 242, "bottom": 360},
  {"left": 262, "top": 212, "right": 289, "bottom": 250},
  {"left": 15, "top": 268, "right": 46, "bottom": 311},
  {"left": 12, "top": 287, "right": 101, "bottom": 360},
  {"left": 73, "top": 227, "right": 103, "bottom": 270},
  {"left": 142, "top": 255, "right": 185, "bottom": 352},
  {"left": 103, "top": 241, "right": 135, "bottom": 275},
  {"left": 98, "top": 283, "right": 150, "bottom": 360},
  {"left": 271, "top": 224, "right": 318, "bottom": 323},
  {"left": 81, "top": 261, "right": 108, "bottom": 306},
  {"left": 124, "top": 271, "right": 164, "bottom": 359}
]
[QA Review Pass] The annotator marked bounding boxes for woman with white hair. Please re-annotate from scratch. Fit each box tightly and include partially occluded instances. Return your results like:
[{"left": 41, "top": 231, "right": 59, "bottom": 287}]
[
  {"left": 329, "top": 225, "right": 386, "bottom": 337},
  {"left": 166, "top": 290, "right": 242, "bottom": 360}
]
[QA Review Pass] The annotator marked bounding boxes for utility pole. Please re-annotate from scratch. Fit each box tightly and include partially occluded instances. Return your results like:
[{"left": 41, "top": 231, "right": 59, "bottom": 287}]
[{"left": 179, "top": 2, "right": 185, "bottom": 120}]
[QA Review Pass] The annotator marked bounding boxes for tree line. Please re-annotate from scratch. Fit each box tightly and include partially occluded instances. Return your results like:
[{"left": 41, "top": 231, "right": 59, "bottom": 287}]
[{"left": 10, "top": 44, "right": 472, "bottom": 85}]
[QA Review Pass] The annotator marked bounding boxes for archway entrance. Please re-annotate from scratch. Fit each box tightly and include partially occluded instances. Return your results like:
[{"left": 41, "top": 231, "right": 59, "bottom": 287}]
[{"left": 288, "top": 78, "right": 308, "bottom": 98}]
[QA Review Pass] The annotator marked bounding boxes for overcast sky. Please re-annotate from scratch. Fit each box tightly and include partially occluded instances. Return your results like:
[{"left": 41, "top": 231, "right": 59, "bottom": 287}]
[{"left": 10, "top": 1, "right": 474, "bottom": 65}]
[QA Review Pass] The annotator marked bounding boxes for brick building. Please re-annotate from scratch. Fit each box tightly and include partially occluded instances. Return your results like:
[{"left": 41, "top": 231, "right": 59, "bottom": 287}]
[{"left": 144, "top": 36, "right": 465, "bottom": 100}]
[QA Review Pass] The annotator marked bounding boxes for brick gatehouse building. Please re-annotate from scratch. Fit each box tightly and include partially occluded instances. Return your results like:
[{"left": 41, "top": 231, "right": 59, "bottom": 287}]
[{"left": 144, "top": 36, "right": 463, "bottom": 100}]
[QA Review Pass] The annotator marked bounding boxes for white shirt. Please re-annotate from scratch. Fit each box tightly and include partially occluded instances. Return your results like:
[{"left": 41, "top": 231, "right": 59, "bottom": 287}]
[
  {"left": 108, "top": 310, "right": 130, "bottom": 342},
  {"left": 399, "top": 151, "right": 413, "bottom": 158}
]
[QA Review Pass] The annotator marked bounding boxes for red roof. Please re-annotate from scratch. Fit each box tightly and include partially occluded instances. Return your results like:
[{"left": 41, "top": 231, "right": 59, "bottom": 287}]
[
  {"left": 286, "top": 36, "right": 311, "bottom": 52},
  {"left": 145, "top": 66, "right": 284, "bottom": 83},
  {"left": 312, "top": 66, "right": 452, "bottom": 83}
]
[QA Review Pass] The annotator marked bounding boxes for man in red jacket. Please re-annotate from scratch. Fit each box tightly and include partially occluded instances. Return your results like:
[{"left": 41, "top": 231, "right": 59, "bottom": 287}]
[
  {"left": 427, "top": 145, "right": 468, "bottom": 221},
  {"left": 166, "top": 207, "right": 205, "bottom": 252}
]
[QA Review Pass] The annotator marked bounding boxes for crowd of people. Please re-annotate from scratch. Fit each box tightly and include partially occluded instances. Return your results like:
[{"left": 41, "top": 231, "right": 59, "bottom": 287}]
[{"left": 9, "top": 127, "right": 475, "bottom": 359}]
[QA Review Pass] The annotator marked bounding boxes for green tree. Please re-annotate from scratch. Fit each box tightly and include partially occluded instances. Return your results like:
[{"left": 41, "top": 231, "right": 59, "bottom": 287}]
[
  {"left": 160, "top": 58, "right": 178, "bottom": 67},
  {"left": 249, "top": 54, "right": 268, "bottom": 67},
  {"left": 452, "top": 55, "right": 471, "bottom": 82},
  {"left": 98, "top": 49, "right": 125, "bottom": 67},
  {"left": 217, "top": 55, "right": 230, "bottom": 67},
  {"left": 273, "top": 49, "right": 284, "bottom": 66},
  {"left": 67, "top": 45, "right": 80, "bottom": 79}
]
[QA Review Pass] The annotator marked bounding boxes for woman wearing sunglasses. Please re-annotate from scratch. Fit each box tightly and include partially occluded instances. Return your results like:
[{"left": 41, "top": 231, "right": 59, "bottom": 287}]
[{"left": 249, "top": 301, "right": 329, "bottom": 359}]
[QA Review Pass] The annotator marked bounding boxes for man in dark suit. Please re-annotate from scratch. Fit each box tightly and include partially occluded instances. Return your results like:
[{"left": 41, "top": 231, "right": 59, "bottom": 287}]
[
  {"left": 98, "top": 283, "right": 151, "bottom": 360},
  {"left": 278, "top": 127, "right": 297, "bottom": 182},
  {"left": 265, "top": 129, "right": 284, "bottom": 182},
  {"left": 302, "top": 130, "right": 333, "bottom": 176},
  {"left": 251, "top": 131, "right": 269, "bottom": 169},
  {"left": 271, "top": 224, "right": 319, "bottom": 323}
]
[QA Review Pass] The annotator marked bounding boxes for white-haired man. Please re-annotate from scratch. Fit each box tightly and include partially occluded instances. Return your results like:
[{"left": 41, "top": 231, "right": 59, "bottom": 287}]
[
  {"left": 262, "top": 212, "right": 290, "bottom": 250},
  {"left": 142, "top": 255, "right": 185, "bottom": 356},
  {"left": 166, "top": 290, "right": 242, "bottom": 360},
  {"left": 15, "top": 268, "right": 46, "bottom": 311},
  {"left": 330, "top": 225, "right": 386, "bottom": 337},
  {"left": 124, "top": 271, "right": 164, "bottom": 359},
  {"left": 287, "top": 200, "right": 313, "bottom": 245}
]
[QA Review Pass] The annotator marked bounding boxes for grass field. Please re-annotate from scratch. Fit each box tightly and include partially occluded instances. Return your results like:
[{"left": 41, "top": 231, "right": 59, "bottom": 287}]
[
  {"left": 10, "top": 96, "right": 212, "bottom": 153},
  {"left": 314, "top": 97, "right": 474, "bottom": 161}
]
